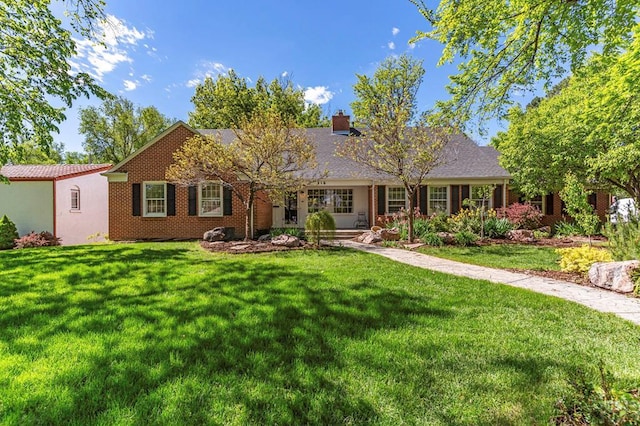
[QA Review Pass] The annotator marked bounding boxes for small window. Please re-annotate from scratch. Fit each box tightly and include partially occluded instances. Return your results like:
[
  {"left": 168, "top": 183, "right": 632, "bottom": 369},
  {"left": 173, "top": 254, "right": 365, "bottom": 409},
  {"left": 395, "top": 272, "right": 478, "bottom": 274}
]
[
  {"left": 387, "top": 187, "right": 406, "bottom": 214},
  {"left": 428, "top": 186, "right": 447, "bottom": 214},
  {"left": 200, "top": 182, "right": 223, "bottom": 216},
  {"left": 144, "top": 182, "right": 166, "bottom": 217},
  {"left": 70, "top": 188, "right": 80, "bottom": 210}
]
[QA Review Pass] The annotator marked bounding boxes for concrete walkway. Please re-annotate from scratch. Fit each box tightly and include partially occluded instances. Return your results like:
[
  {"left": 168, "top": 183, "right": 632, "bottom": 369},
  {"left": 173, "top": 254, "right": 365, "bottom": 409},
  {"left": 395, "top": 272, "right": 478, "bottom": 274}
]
[{"left": 339, "top": 240, "right": 640, "bottom": 326}]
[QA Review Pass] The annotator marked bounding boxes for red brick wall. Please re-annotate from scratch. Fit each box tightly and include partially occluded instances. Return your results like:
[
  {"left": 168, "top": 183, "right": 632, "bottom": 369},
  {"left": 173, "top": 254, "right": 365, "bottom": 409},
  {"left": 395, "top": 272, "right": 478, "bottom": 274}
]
[{"left": 108, "top": 125, "right": 272, "bottom": 240}]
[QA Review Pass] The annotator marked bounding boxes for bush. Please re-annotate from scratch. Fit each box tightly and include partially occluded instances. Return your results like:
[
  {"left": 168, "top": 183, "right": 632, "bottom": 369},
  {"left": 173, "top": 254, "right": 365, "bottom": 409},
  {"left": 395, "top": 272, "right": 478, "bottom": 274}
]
[
  {"left": 556, "top": 245, "right": 613, "bottom": 273},
  {"left": 603, "top": 221, "right": 640, "bottom": 261},
  {"left": 421, "top": 232, "right": 444, "bottom": 247},
  {"left": 454, "top": 231, "right": 478, "bottom": 246},
  {"left": 305, "top": 210, "right": 336, "bottom": 246},
  {"left": 483, "top": 217, "right": 514, "bottom": 238},
  {"left": 270, "top": 227, "right": 305, "bottom": 239},
  {"left": 448, "top": 209, "right": 483, "bottom": 235},
  {"left": 428, "top": 212, "right": 450, "bottom": 233},
  {"left": 554, "top": 220, "right": 585, "bottom": 237},
  {"left": 14, "top": 231, "right": 61, "bottom": 249},
  {"left": 0, "top": 215, "right": 18, "bottom": 249},
  {"left": 498, "top": 203, "right": 543, "bottom": 230}
]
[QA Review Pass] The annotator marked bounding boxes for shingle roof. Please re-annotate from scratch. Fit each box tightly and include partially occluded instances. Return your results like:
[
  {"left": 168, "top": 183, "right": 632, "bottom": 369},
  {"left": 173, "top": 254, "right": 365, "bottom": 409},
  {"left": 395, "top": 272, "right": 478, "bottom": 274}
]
[
  {"left": 199, "top": 127, "right": 510, "bottom": 181},
  {"left": 0, "top": 164, "right": 112, "bottom": 180}
]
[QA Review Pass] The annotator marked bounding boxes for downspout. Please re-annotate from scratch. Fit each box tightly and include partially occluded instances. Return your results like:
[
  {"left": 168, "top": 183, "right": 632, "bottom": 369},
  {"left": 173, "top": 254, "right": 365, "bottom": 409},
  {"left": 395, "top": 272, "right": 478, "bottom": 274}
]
[
  {"left": 52, "top": 179, "right": 57, "bottom": 238},
  {"left": 503, "top": 179, "right": 508, "bottom": 208},
  {"left": 371, "top": 181, "right": 375, "bottom": 227},
  {"left": 251, "top": 202, "right": 254, "bottom": 239}
]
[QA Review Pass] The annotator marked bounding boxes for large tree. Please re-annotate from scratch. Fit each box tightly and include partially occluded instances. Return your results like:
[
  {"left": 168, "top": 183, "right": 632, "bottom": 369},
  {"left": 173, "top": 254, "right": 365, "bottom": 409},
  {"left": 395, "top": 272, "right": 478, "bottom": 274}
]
[
  {"left": 189, "top": 71, "right": 328, "bottom": 129},
  {"left": 410, "top": 0, "right": 638, "bottom": 127},
  {"left": 0, "top": 0, "right": 108, "bottom": 166},
  {"left": 493, "top": 30, "right": 640, "bottom": 200},
  {"left": 79, "top": 96, "right": 173, "bottom": 164},
  {"left": 338, "top": 54, "right": 450, "bottom": 243},
  {"left": 167, "top": 110, "right": 323, "bottom": 241}
]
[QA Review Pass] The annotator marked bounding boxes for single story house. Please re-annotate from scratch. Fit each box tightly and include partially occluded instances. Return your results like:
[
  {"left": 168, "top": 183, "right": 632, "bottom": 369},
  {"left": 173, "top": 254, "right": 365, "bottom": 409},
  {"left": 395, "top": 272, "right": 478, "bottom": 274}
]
[
  {"left": 0, "top": 164, "right": 111, "bottom": 245},
  {"left": 102, "top": 114, "right": 611, "bottom": 241}
]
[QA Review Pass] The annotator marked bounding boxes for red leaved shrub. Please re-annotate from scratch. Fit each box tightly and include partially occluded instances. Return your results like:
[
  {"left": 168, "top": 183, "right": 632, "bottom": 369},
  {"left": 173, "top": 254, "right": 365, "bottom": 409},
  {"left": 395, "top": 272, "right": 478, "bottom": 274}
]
[
  {"left": 498, "top": 203, "right": 543, "bottom": 230},
  {"left": 14, "top": 231, "right": 61, "bottom": 249}
]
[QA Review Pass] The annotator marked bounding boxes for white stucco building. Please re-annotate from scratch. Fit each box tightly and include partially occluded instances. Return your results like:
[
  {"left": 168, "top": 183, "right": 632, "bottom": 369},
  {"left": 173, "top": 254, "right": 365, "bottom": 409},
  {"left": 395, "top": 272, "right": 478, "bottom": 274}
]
[{"left": 0, "top": 164, "right": 111, "bottom": 245}]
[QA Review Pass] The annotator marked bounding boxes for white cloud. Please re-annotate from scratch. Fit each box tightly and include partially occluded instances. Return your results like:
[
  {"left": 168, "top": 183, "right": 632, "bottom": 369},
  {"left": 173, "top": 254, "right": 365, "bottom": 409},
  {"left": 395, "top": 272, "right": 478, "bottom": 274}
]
[
  {"left": 409, "top": 42, "right": 416, "bottom": 50},
  {"left": 123, "top": 80, "right": 138, "bottom": 91},
  {"left": 186, "top": 78, "right": 201, "bottom": 88},
  {"left": 71, "top": 14, "right": 152, "bottom": 81},
  {"left": 141, "top": 74, "right": 152, "bottom": 82},
  {"left": 392, "top": 27, "right": 400, "bottom": 36},
  {"left": 186, "top": 61, "right": 229, "bottom": 87},
  {"left": 388, "top": 41, "right": 396, "bottom": 50},
  {"left": 281, "top": 71, "right": 289, "bottom": 78},
  {"left": 304, "top": 86, "right": 334, "bottom": 105}
]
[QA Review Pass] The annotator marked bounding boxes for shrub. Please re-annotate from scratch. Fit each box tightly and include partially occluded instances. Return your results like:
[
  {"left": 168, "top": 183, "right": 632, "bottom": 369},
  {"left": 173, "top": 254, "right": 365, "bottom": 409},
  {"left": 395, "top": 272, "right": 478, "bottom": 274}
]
[
  {"left": 448, "top": 208, "right": 483, "bottom": 235},
  {"left": 556, "top": 245, "right": 613, "bottom": 273},
  {"left": 270, "top": 227, "right": 305, "bottom": 239},
  {"left": 603, "top": 221, "right": 640, "bottom": 261},
  {"left": 454, "top": 231, "right": 478, "bottom": 246},
  {"left": 498, "top": 203, "right": 543, "bottom": 230},
  {"left": 483, "top": 217, "right": 513, "bottom": 238},
  {"left": 14, "top": 231, "right": 60, "bottom": 249},
  {"left": 0, "top": 215, "right": 18, "bottom": 249},
  {"left": 421, "top": 232, "right": 444, "bottom": 247},
  {"left": 428, "top": 212, "right": 450, "bottom": 233},
  {"left": 305, "top": 210, "right": 336, "bottom": 246},
  {"left": 554, "top": 220, "right": 584, "bottom": 237}
]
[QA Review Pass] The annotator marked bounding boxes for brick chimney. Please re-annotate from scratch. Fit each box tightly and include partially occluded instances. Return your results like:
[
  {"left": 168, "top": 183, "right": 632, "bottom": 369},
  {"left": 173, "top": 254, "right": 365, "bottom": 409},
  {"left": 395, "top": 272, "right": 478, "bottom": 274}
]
[{"left": 331, "top": 110, "right": 350, "bottom": 135}]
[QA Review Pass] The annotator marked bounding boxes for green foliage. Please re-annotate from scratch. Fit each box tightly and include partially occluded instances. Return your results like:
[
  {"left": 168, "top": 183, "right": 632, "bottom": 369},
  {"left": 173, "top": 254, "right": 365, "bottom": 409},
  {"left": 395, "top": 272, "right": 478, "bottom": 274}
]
[
  {"left": 454, "top": 231, "right": 478, "bottom": 247},
  {"left": 410, "top": 0, "right": 637, "bottom": 127},
  {"left": 559, "top": 173, "right": 601, "bottom": 238},
  {"left": 0, "top": 215, "right": 18, "bottom": 249},
  {"left": 553, "top": 362, "right": 640, "bottom": 425},
  {"left": 554, "top": 221, "right": 585, "bottom": 237},
  {"left": 421, "top": 232, "right": 444, "bottom": 247},
  {"left": 8, "top": 140, "right": 64, "bottom": 165},
  {"left": 0, "top": 0, "right": 108, "bottom": 166},
  {"left": 603, "top": 221, "right": 640, "bottom": 261},
  {"left": 428, "top": 212, "right": 450, "bottom": 233},
  {"left": 14, "top": 231, "right": 61, "bottom": 249},
  {"left": 270, "top": 227, "right": 305, "bottom": 240},
  {"left": 483, "top": 217, "right": 514, "bottom": 239},
  {"left": 556, "top": 245, "right": 613, "bottom": 274},
  {"left": 305, "top": 210, "right": 336, "bottom": 246},
  {"left": 79, "top": 96, "right": 173, "bottom": 164},
  {"left": 448, "top": 208, "right": 483, "bottom": 235}
]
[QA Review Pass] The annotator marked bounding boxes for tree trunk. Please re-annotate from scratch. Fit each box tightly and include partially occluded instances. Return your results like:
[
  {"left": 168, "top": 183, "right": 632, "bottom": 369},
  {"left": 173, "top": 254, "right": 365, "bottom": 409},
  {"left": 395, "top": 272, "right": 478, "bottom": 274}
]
[
  {"left": 244, "top": 204, "right": 251, "bottom": 242},
  {"left": 407, "top": 189, "right": 415, "bottom": 243}
]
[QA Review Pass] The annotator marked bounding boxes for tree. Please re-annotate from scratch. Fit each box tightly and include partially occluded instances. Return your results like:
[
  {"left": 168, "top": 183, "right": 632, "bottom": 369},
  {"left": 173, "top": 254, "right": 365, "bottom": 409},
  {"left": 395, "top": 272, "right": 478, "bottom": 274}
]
[
  {"left": 338, "top": 54, "right": 450, "bottom": 243},
  {"left": 0, "top": 0, "right": 108, "bottom": 167},
  {"left": 493, "top": 30, "right": 640, "bottom": 201},
  {"left": 559, "top": 172, "right": 600, "bottom": 243},
  {"left": 188, "top": 72, "right": 328, "bottom": 129},
  {"left": 8, "top": 141, "right": 64, "bottom": 165},
  {"left": 79, "top": 96, "right": 173, "bottom": 164},
  {"left": 409, "top": 0, "right": 638, "bottom": 127},
  {"left": 167, "top": 110, "right": 323, "bottom": 241}
]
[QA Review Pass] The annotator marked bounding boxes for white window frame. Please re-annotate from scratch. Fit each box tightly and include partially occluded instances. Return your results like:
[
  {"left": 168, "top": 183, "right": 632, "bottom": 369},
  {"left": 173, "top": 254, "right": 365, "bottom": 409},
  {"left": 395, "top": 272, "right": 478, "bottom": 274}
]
[
  {"left": 70, "top": 188, "right": 80, "bottom": 211},
  {"left": 428, "top": 186, "right": 448, "bottom": 215},
  {"left": 307, "top": 188, "right": 354, "bottom": 214},
  {"left": 525, "top": 195, "right": 544, "bottom": 212},
  {"left": 143, "top": 181, "right": 167, "bottom": 217},
  {"left": 387, "top": 186, "right": 407, "bottom": 214},
  {"left": 469, "top": 185, "right": 493, "bottom": 210},
  {"left": 199, "top": 182, "right": 223, "bottom": 217}
]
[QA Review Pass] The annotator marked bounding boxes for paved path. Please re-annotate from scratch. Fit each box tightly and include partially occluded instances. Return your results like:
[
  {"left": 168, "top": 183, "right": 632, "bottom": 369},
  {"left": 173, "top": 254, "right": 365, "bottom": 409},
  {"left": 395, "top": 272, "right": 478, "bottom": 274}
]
[{"left": 339, "top": 240, "right": 640, "bottom": 326}]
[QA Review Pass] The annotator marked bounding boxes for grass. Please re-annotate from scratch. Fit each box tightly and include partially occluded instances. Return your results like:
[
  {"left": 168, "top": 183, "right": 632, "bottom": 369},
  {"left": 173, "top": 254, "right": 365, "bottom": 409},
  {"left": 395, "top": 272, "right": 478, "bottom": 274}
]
[
  {"left": 417, "top": 243, "right": 561, "bottom": 271},
  {"left": 0, "top": 242, "right": 639, "bottom": 425}
]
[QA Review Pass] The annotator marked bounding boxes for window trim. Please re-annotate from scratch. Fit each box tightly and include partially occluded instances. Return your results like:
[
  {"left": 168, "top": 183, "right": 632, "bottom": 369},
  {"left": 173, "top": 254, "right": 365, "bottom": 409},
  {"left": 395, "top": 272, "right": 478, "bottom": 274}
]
[
  {"left": 199, "top": 181, "right": 224, "bottom": 217},
  {"left": 70, "top": 187, "right": 80, "bottom": 211},
  {"left": 307, "top": 188, "right": 354, "bottom": 215},
  {"left": 387, "top": 186, "right": 407, "bottom": 214},
  {"left": 469, "top": 185, "right": 493, "bottom": 210},
  {"left": 143, "top": 181, "right": 167, "bottom": 217},
  {"left": 428, "top": 186, "right": 448, "bottom": 215}
]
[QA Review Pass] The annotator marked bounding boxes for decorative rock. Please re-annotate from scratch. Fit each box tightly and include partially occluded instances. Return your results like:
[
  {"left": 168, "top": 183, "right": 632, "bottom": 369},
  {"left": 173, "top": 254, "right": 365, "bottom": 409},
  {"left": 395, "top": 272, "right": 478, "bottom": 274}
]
[
  {"left": 271, "top": 234, "right": 301, "bottom": 247},
  {"left": 361, "top": 231, "right": 383, "bottom": 244},
  {"left": 589, "top": 260, "right": 640, "bottom": 293},
  {"left": 257, "top": 234, "right": 272, "bottom": 242},
  {"left": 507, "top": 229, "right": 535, "bottom": 242},
  {"left": 437, "top": 232, "right": 456, "bottom": 245},
  {"left": 230, "top": 244, "right": 251, "bottom": 251},
  {"left": 203, "top": 227, "right": 227, "bottom": 242},
  {"left": 380, "top": 228, "right": 400, "bottom": 241}
]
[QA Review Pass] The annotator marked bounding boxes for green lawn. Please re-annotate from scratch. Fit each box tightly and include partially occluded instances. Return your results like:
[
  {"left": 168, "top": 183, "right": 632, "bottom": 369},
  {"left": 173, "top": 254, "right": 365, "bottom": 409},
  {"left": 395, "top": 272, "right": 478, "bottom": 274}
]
[
  {"left": 417, "top": 243, "right": 561, "bottom": 271},
  {"left": 0, "top": 242, "right": 638, "bottom": 425}
]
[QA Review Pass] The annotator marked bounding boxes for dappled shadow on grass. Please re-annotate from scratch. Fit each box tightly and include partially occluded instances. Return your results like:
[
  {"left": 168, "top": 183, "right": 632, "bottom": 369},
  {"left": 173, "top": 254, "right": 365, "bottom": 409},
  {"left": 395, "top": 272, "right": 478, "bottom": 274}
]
[{"left": 0, "top": 244, "right": 450, "bottom": 424}]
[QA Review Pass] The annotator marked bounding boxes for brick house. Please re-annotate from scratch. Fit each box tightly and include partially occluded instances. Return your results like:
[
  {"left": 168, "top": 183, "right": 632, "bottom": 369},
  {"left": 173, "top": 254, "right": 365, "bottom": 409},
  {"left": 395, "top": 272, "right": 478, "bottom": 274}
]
[{"left": 102, "top": 114, "right": 611, "bottom": 241}]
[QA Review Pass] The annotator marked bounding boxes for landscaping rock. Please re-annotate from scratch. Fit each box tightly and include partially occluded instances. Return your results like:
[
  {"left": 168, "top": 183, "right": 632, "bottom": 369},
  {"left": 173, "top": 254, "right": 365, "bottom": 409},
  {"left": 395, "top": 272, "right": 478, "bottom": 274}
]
[
  {"left": 203, "top": 227, "right": 227, "bottom": 242},
  {"left": 589, "top": 260, "right": 640, "bottom": 293},
  {"left": 271, "top": 234, "right": 301, "bottom": 247},
  {"left": 380, "top": 228, "right": 400, "bottom": 241},
  {"left": 257, "top": 234, "right": 272, "bottom": 242},
  {"left": 437, "top": 232, "right": 456, "bottom": 245},
  {"left": 507, "top": 229, "right": 535, "bottom": 243},
  {"left": 361, "top": 231, "right": 382, "bottom": 244}
]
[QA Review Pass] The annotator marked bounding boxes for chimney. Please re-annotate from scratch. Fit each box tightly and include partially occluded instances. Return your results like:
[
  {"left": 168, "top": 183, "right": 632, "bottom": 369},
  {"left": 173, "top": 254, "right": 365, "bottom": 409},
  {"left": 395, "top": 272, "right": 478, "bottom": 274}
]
[{"left": 331, "top": 110, "right": 350, "bottom": 135}]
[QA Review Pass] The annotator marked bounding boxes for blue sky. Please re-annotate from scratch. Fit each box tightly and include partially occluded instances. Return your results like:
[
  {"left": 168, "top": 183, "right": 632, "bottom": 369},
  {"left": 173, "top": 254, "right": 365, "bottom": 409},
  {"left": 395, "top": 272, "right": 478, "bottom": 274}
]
[{"left": 58, "top": 0, "right": 503, "bottom": 154}]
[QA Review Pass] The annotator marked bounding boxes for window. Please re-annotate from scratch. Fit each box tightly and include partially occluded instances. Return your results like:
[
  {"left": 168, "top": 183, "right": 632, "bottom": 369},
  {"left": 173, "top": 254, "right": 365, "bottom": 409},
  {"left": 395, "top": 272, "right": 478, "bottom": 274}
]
[
  {"left": 70, "top": 188, "right": 80, "bottom": 210},
  {"left": 428, "top": 186, "right": 447, "bottom": 214},
  {"left": 387, "top": 187, "right": 406, "bottom": 214},
  {"left": 307, "top": 189, "right": 353, "bottom": 214},
  {"left": 144, "top": 182, "right": 166, "bottom": 217},
  {"left": 469, "top": 186, "right": 492, "bottom": 210},
  {"left": 200, "top": 182, "right": 222, "bottom": 216}
]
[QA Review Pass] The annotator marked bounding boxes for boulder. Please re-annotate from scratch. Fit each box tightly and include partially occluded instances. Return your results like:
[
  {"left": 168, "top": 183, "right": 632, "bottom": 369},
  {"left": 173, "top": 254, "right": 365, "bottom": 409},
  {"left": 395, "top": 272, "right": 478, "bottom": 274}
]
[
  {"left": 203, "top": 227, "right": 227, "bottom": 242},
  {"left": 437, "top": 232, "right": 456, "bottom": 245},
  {"left": 589, "top": 260, "right": 640, "bottom": 293},
  {"left": 361, "top": 231, "right": 382, "bottom": 244},
  {"left": 271, "top": 234, "right": 301, "bottom": 247},
  {"left": 257, "top": 234, "right": 272, "bottom": 242},
  {"left": 507, "top": 229, "right": 535, "bottom": 242},
  {"left": 380, "top": 228, "right": 400, "bottom": 241}
]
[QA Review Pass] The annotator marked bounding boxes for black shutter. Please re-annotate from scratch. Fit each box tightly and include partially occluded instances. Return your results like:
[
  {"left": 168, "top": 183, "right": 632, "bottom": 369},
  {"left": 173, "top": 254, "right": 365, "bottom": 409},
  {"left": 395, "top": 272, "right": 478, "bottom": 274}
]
[
  {"left": 223, "top": 186, "right": 233, "bottom": 216},
  {"left": 188, "top": 186, "right": 197, "bottom": 216},
  {"left": 493, "top": 185, "right": 503, "bottom": 209},
  {"left": 377, "top": 186, "right": 386, "bottom": 215},
  {"left": 167, "top": 184, "right": 176, "bottom": 216},
  {"left": 461, "top": 185, "right": 470, "bottom": 209},
  {"left": 451, "top": 185, "right": 460, "bottom": 213},
  {"left": 588, "top": 193, "right": 597, "bottom": 209},
  {"left": 419, "top": 185, "right": 427, "bottom": 214},
  {"left": 132, "top": 183, "right": 141, "bottom": 216},
  {"left": 545, "top": 193, "right": 555, "bottom": 215}
]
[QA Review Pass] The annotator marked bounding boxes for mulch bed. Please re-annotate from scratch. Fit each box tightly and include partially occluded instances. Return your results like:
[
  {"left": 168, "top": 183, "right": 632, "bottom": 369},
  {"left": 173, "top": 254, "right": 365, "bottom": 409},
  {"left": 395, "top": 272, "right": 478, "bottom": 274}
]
[{"left": 201, "top": 240, "right": 315, "bottom": 254}]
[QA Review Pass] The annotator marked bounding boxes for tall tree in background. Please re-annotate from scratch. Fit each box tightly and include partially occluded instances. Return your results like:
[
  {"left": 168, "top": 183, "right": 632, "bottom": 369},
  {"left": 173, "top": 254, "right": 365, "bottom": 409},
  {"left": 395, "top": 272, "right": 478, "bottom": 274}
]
[
  {"left": 8, "top": 141, "right": 64, "bottom": 165},
  {"left": 167, "top": 110, "right": 323, "bottom": 240},
  {"left": 0, "top": 0, "right": 108, "bottom": 167},
  {"left": 338, "top": 54, "right": 450, "bottom": 243},
  {"left": 410, "top": 0, "right": 638, "bottom": 127},
  {"left": 189, "top": 71, "right": 328, "bottom": 129},
  {"left": 79, "top": 96, "right": 173, "bottom": 164}
]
